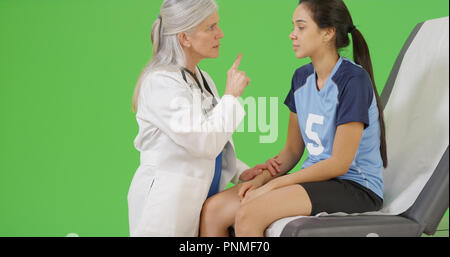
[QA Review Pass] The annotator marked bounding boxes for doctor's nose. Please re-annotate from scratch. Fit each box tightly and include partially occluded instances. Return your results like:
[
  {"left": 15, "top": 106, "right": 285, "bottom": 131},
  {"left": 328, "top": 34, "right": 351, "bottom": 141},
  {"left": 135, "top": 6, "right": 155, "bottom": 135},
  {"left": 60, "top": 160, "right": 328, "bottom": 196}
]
[{"left": 217, "top": 26, "right": 224, "bottom": 39}]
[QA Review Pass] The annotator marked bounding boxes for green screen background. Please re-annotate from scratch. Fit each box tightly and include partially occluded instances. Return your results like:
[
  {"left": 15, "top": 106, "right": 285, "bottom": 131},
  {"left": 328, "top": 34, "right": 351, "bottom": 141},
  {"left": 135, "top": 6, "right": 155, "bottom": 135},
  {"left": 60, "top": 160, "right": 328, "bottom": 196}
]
[{"left": 0, "top": 0, "right": 448, "bottom": 237}]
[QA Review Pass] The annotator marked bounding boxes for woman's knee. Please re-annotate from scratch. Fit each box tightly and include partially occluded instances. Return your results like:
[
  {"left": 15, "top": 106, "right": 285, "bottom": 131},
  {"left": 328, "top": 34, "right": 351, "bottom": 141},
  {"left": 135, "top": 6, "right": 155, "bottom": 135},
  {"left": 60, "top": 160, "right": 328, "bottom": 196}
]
[
  {"left": 234, "top": 204, "right": 255, "bottom": 233},
  {"left": 235, "top": 204, "right": 247, "bottom": 222},
  {"left": 202, "top": 190, "right": 234, "bottom": 217},
  {"left": 202, "top": 185, "right": 243, "bottom": 223},
  {"left": 201, "top": 195, "right": 223, "bottom": 220}
]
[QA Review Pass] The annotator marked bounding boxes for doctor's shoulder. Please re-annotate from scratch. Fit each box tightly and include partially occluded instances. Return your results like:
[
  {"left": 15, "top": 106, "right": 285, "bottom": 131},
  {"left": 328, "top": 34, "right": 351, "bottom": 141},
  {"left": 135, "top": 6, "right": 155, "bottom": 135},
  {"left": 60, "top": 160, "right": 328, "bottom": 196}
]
[
  {"left": 141, "top": 68, "right": 187, "bottom": 93},
  {"left": 137, "top": 68, "right": 191, "bottom": 110}
]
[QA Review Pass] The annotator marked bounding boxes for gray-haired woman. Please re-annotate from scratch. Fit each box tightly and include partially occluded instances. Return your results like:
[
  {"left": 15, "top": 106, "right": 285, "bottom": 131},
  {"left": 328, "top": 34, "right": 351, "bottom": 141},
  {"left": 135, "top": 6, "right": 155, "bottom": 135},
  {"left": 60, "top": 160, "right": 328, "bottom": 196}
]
[{"left": 127, "top": 0, "right": 273, "bottom": 237}]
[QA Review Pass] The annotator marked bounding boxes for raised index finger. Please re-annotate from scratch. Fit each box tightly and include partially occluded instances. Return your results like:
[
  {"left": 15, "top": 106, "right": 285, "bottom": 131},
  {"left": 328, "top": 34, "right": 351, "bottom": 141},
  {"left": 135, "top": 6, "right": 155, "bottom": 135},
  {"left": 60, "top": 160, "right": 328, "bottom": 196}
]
[{"left": 231, "top": 53, "right": 242, "bottom": 70}]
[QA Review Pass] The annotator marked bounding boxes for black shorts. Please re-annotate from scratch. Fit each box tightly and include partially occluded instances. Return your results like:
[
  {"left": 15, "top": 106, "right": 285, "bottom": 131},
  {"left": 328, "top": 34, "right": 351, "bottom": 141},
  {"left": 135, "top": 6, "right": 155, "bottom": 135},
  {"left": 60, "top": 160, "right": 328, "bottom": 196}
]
[{"left": 300, "top": 178, "right": 383, "bottom": 216}]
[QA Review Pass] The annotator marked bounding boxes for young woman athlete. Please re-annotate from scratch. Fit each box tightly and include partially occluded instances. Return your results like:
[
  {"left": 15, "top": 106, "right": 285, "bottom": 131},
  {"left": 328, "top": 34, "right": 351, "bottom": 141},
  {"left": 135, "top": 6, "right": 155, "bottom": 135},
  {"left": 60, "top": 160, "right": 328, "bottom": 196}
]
[{"left": 199, "top": 0, "right": 387, "bottom": 237}]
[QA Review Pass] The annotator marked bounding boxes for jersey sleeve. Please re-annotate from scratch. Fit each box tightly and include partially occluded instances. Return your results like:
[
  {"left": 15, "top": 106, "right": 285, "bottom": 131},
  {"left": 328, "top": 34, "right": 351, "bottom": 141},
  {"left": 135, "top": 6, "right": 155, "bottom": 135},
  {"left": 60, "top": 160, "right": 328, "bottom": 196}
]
[
  {"left": 284, "top": 72, "right": 299, "bottom": 113},
  {"left": 336, "top": 72, "right": 374, "bottom": 129}
]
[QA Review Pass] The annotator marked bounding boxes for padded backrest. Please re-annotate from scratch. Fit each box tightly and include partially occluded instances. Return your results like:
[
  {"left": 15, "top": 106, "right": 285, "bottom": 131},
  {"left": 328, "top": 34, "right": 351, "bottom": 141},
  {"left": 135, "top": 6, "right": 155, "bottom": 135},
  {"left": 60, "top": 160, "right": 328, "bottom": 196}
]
[
  {"left": 380, "top": 17, "right": 449, "bottom": 234},
  {"left": 401, "top": 147, "right": 449, "bottom": 234}
]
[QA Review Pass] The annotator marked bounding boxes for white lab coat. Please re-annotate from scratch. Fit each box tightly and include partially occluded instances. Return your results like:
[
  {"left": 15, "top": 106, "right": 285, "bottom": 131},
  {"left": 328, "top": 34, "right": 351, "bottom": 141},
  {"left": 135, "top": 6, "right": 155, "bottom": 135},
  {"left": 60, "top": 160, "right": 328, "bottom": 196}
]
[{"left": 128, "top": 67, "right": 250, "bottom": 237}]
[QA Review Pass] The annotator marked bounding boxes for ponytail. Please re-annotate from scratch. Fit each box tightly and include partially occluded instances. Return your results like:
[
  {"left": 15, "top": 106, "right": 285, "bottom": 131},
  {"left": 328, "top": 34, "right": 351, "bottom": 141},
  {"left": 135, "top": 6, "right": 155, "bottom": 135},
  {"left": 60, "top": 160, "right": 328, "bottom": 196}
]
[
  {"left": 151, "top": 16, "right": 163, "bottom": 56},
  {"left": 350, "top": 28, "right": 388, "bottom": 168},
  {"left": 132, "top": 16, "right": 164, "bottom": 113}
]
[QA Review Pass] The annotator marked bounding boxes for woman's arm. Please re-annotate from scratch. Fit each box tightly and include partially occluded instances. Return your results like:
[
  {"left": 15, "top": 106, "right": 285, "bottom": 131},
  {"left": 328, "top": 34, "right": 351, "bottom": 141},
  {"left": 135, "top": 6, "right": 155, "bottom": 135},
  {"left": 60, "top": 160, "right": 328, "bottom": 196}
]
[
  {"left": 267, "top": 121, "right": 364, "bottom": 189},
  {"left": 143, "top": 72, "right": 247, "bottom": 159},
  {"left": 253, "top": 112, "right": 306, "bottom": 184}
]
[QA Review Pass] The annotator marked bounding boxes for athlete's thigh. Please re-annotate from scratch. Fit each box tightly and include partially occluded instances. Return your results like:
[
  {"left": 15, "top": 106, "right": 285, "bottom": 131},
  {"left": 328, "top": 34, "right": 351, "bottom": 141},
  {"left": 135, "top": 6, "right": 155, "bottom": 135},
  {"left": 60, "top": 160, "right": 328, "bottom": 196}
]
[{"left": 240, "top": 184, "right": 312, "bottom": 227}]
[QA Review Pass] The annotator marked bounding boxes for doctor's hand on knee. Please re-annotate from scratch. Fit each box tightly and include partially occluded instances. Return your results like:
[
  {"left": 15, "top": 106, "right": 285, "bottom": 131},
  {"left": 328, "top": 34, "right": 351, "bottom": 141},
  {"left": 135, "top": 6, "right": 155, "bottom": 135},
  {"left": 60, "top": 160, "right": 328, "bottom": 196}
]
[
  {"left": 237, "top": 175, "right": 266, "bottom": 202},
  {"left": 240, "top": 184, "right": 269, "bottom": 205},
  {"left": 225, "top": 53, "right": 251, "bottom": 98}
]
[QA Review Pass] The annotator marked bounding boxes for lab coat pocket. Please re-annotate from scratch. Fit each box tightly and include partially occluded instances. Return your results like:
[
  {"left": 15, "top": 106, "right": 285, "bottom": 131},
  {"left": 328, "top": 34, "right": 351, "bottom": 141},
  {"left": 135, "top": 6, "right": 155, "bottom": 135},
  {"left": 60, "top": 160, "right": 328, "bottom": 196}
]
[{"left": 138, "top": 171, "right": 209, "bottom": 237}]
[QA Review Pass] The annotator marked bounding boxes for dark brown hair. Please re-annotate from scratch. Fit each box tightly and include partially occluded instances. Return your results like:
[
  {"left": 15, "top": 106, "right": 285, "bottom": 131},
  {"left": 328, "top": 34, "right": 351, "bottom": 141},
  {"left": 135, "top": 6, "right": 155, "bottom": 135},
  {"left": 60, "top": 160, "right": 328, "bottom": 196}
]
[{"left": 299, "top": 0, "right": 388, "bottom": 168}]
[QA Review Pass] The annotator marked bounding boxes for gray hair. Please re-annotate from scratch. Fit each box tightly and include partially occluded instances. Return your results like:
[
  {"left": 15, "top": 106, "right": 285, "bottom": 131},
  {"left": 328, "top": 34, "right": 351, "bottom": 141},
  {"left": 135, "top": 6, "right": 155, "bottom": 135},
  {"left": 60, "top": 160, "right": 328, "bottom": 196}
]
[{"left": 132, "top": 0, "right": 218, "bottom": 112}]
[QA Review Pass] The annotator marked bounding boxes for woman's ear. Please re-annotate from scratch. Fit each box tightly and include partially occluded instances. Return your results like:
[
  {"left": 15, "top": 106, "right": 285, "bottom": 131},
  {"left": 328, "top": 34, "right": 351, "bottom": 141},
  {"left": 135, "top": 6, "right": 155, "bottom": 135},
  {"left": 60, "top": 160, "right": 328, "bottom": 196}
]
[
  {"left": 178, "top": 32, "right": 191, "bottom": 48},
  {"left": 322, "top": 27, "right": 336, "bottom": 43}
]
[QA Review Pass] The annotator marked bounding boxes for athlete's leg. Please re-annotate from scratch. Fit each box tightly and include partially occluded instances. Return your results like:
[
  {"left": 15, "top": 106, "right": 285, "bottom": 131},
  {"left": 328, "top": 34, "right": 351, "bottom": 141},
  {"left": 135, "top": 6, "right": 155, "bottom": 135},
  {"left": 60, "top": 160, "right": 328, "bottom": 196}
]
[
  {"left": 234, "top": 184, "right": 312, "bottom": 237},
  {"left": 199, "top": 183, "right": 244, "bottom": 237}
]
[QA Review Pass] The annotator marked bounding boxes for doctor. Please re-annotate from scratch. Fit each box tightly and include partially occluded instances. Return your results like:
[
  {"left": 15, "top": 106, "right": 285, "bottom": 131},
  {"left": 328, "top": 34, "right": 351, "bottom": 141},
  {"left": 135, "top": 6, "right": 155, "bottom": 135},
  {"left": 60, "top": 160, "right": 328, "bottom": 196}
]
[{"left": 128, "top": 0, "right": 269, "bottom": 237}]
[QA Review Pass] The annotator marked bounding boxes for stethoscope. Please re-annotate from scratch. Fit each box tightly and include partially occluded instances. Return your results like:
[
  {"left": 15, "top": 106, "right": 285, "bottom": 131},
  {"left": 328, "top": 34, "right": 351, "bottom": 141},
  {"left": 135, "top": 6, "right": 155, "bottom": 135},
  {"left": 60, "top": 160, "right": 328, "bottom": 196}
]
[{"left": 180, "top": 67, "right": 218, "bottom": 110}]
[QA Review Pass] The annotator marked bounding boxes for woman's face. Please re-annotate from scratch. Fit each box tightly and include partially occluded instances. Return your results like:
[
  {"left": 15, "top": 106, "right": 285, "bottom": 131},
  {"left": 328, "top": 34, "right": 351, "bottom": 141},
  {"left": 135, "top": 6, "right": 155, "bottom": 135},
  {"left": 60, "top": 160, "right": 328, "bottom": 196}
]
[
  {"left": 185, "top": 11, "right": 224, "bottom": 59},
  {"left": 289, "top": 3, "right": 327, "bottom": 59}
]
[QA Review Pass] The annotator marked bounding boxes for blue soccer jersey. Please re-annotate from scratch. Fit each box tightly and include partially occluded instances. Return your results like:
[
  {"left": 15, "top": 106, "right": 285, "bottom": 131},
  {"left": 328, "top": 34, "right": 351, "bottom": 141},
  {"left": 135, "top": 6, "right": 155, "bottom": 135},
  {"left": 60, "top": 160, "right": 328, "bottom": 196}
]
[{"left": 284, "top": 56, "right": 383, "bottom": 199}]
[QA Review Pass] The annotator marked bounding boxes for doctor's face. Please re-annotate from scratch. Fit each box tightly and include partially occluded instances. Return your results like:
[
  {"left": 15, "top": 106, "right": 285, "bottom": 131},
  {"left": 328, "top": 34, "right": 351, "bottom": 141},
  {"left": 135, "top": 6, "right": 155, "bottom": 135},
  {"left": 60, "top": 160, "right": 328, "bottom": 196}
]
[
  {"left": 186, "top": 11, "right": 224, "bottom": 59},
  {"left": 289, "top": 4, "right": 325, "bottom": 59}
]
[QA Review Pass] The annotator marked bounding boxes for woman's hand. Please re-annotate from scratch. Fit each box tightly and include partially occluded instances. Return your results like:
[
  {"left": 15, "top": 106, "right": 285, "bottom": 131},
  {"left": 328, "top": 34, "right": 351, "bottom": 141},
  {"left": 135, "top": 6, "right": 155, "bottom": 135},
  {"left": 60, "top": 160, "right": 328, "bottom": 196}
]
[
  {"left": 239, "top": 156, "right": 282, "bottom": 182},
  {"left": 239, "top": 165, "right": 265, "bottom": 182},
  {"left": 224, "top": 54, "right": 251, "bottom": 98},
  {"left": 238, "top": 177, "right": 265, "bottom": 201},
  {"left": 264, "top": 155, "right": 282, "bottom": 176},
  {"left": 241, "top": 182, "right": 275, "bottom": 205}
]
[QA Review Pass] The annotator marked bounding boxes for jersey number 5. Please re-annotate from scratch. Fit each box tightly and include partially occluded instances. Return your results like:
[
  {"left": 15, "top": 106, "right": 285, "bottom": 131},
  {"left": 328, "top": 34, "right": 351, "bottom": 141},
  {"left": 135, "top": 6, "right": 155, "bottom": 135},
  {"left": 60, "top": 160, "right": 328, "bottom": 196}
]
[{"left": 305, "top": 113, "right": 324, "bottom": 155}]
